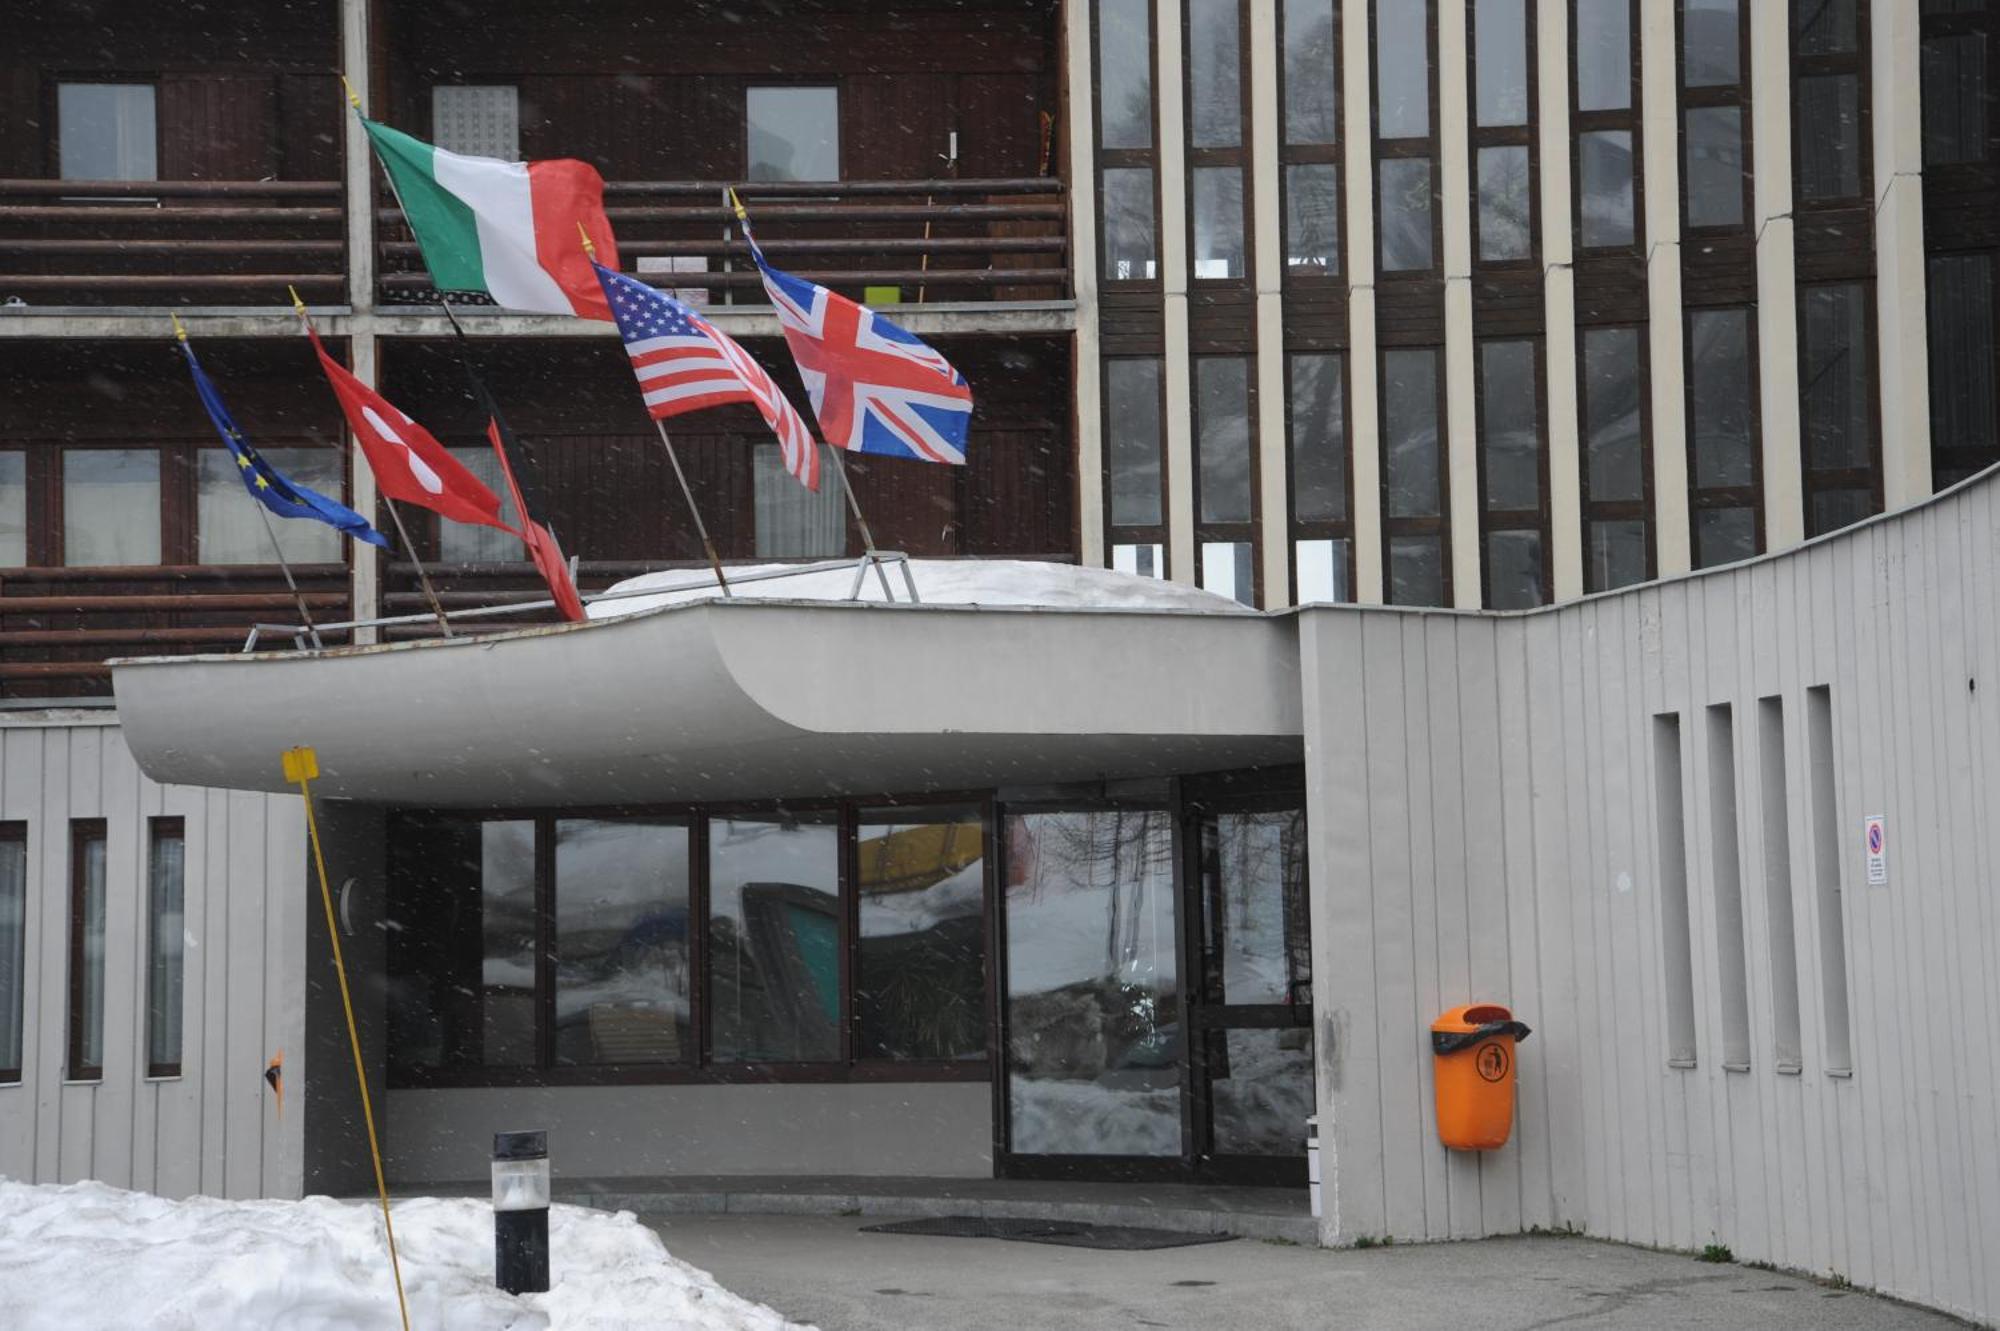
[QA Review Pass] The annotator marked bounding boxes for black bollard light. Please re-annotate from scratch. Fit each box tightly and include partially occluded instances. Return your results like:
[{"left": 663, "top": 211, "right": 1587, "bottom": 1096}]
[{"left": 492, "top": 1129, "right": 551, "bottom": 1295}]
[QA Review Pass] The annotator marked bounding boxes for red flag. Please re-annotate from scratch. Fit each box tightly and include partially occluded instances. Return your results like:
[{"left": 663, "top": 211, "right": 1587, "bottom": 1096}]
[
  {"left": 486, "top": 421, "right": 586, "bottom": 623},
  {"left": 307, "top": 328, "right": 509, "bottom": 530}
]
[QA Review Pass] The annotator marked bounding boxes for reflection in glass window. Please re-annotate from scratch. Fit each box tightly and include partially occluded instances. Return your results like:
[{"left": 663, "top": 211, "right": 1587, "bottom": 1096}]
[
  {"left": 1103, "top": 167, "right": 1158, "bottom": 280},
  {"left": 1480, "top": 340, "right": 1540, "bottom": 511},
  {"left": 70, "top": 826, "right": 106, "bottom": 1078},
  {"left": 1376, "top": 0, "right": 1431, "bottom": 139},
  {"left": 1583, "top": 327, "right": 1645, "bottom": 502},
  {"left": 1588, "top": 518, "right": 1648, "bottom": 590},
  {"left": 1923, "top": 33, "right": 1987, "bottom": 167},
  {"left": 1800, "top": 283, "right": 1873, "bottom": 474},
  {"left": 855, "top": 808, "right": 986, "bottom": 1061},
  {"left": 1478, "top": 145, "right": 1532, "bottom": 260},
  {"left": 1486, "top": 529, "right": 1545, "bottom": 609},
  {"left": 1100, "top": 0, "right": 1155, "bottom": 150},
  {"left": 1295, "top": 537, "right": 1351, "bottom": 601},
  {"left": 1796, "top": 74, "right": 1861, "bottom": 201},
  {"left": 1005, "top": 810, "right": 1179, "bottom": 1156},
  {"left": 1113, "top": 542, "right": 1166, "bottom": 578},
  {"left": 1576, "top": 0, "right": 1632, "bottom": 111},
  {"left": 1379, "top": 158, "right": 1434, "bottom": 271},
  {"left": 1190, "top": 0, "right": 1243, "bottom": 149},
  {"left": 746, "top": 87, "right": 839, "bottom": 182},
  {"left": 1284, "top": 164, "right": 1340, "bottom": 273},
  {"left": 1927, "top": 253, "right": 1999, "bottom": 474},
  {"left": 1383, "top": 348, "right": 1441, "bottom": 519},
  {"left": 1108, "top": 359, "right": 1164, "bottom": 526},
  {"left": 1476, "top": 0, "right": 1530, "bottom": 127},
  {"left": 709, "top": 816, "right": 841, "bottom": 1063},
  {"left": 1283, "top": 0, "right": 1339, "bottom": 144},
  {"left": 1192, "top": 168, "right": 1246, "bottom": 279},
  {"left": 1811, "top": 488, "right": 1873, "bottom": 535},
  {"left": 0, "top": 832, "right": 21, "bottom": 1078},
  {"left": 198, "top": 447, "right": 344, "bottom": 565},
  {"left": 145, "top": 821, "right": 185, "bottom": 1077},
  {"left": 1696, "top": 507, "right": 1758, "bottom": 568},
  {"left": 1389, "top": 533, "right": 1444, "bottom": 605},
  {"left": 0, "top": 454, "right": 26, "bottom": 567},
  {"left": 555, "top": 819, "right": 690, "bottom": 1066},
  {"left": 1579, "top": 130, "right": 1635, "bottom": 247},
  {"left": 64, "top": 449, "right": 160, "bottom": 567},
  {"left": 1684, "top": 107, "right": 1744, "bottom": 228},
  {"left": 58, "top": 83, "right": 156, "bottom": 181},
  {"left": 1202, "top": 540, "right": 1255, "bottom": 605},
  {"left": 1688, "top": 309, "right": 1756, "bottom": 490},
  {"left": 1209, "top": 1027, "right": 1317, "bottom": 1154},
  {"left": 1683, "top": 0, "right": 1741, "bottom": 88},
  {"left": 754, "top": 445, "right": 844, "bottom": 557},
  {"left": 1197, "top": 358, "right": 1252, "bottom": 523},
  {"left": 440, "top": 446, "right": 521, "bottom": 562},
  {"left": 1289, "top": 353, "right": 1347, "bottom": 522}
]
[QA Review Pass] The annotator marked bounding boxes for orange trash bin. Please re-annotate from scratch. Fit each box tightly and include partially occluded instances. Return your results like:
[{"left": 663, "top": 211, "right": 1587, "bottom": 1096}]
[{"left": 1430, "top": 1003, "right": 1532, "bottom": 1151}]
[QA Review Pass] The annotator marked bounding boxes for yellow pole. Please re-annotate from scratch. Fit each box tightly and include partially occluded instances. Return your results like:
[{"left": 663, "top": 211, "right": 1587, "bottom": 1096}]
[{"left": 284, "top": 746, "right": 412, "bottom": 1331}]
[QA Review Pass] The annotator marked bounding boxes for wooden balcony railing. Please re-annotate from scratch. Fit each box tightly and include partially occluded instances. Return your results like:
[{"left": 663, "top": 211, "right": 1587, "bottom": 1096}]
[
  {"left": 377, "top": 177, "right": 1069, "bottom": 308},
  {"left": 0, "top": 180, "right": 346, "bottom": 307}
]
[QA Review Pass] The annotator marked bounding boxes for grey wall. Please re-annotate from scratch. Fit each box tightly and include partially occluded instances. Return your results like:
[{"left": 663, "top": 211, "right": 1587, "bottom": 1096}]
[
  {"left": 0, "top": 717, "right": 306, "bottom": 1199},
  {"left": 1301, "top": 472, "right": 2000, "bottom": 1324}
]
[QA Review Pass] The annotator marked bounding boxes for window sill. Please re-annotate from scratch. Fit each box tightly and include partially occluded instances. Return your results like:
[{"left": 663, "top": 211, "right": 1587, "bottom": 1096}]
[
  {"left": 1776, "top": 1062, "right": 1803, "bottom": 1077},
  {"left": 144, "top": 1073, "right": 183, "bottom": 1083},
  {"left": 1826, "top": 1067, "right": 1855, "bottom": 1079},
  {"left": 1666, "top": 1058, "right": 1697, "bottom": 1070},
  {"left": 1722, "top": 1062, "right": 1751, "bottom": 1074},
  {"left": 61, "top": 1077, "right": 102, "bottom": 1087}
]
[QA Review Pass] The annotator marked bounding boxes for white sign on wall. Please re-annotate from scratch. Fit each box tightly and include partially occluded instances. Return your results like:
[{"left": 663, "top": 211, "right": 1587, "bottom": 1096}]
[{"left": 1863, "top": 814, "right": 1888, "bottom": 887}]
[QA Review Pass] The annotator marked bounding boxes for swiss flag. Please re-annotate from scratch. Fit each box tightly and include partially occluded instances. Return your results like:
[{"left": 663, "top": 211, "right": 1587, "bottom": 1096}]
[
  {"left": 307, "top": 328, "right": 508, "bottom": 530},
  {"left": 487, "top": 420, "right": 587, "bottom": 623}
]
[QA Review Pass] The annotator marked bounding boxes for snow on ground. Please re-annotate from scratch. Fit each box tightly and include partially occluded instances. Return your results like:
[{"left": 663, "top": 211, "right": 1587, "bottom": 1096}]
[
  {"left": 587, "top": 558, "right": 1252, "bottom": 619},
  {"left": 0, "top": 1179, "right": 808, "bottom": 1331}
]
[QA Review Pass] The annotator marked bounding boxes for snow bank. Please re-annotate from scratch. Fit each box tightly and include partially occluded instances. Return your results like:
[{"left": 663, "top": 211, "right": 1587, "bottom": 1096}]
[
  {"left": 0, "top": 1179, "right": 807, "bottom": 1331},
  {"left": 588, "top": 558, "right": 1251, "bottom": 619}
]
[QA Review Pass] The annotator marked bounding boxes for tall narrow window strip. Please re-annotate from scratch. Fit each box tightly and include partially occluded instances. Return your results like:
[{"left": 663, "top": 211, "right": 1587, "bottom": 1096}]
[
  {"left": 1384, "top": 349, "right": 1442, "bottom": 519},
  {"left": 1376, "top": 0, "right": 1433, "bottom": 139},
  {"left": 1921, "top": 31, "right": 1986, "bottom": 166},
  {"left": 1758, "top": 697, "right": 1804, "bottom": 1072},
  {"left": 1654, "top": 716, "right": 1698, "bottom": 1066},
  {"left": 1582, "top": 326, "right": 1651, "bottom": 591},
  {"left": 69, "top": 821, "right": 107, "bottom": 1082},
  {"left": 1197, "top": 359, "right": 1254, "bottom": 524},
  {"left": 1576, "top": 0, "right": 1634, "bottom": 110},
  {"left": 1926, "top": 253, "right": 2000, "bottom": 485},
  {"left": 1806, "top": 686, "right": 1853, "bottom": 1071},
  {"left": 1098, "top": 0, "right": 1155, "bottom": 150},
  {"left": 146, "top": 819, "right": 186, "bottom": 1078},
  {"left": 1283, "top": 0, "right": 1340, "bottom": 144},
  {"left": 1108, "top": 359, "right": 1166, "bottom": 528},
  {"left": 1687, "top": 307, "right": 1761, "bottom": 568},
  {"left": 1799, "top": 281, "right": 1879, "bottom": 536},
  {"left": 1189, "top": 0, "right": 1244, "bottom": 149},
  {"left": 1707, "top": 705, "right": 1752, "bottom": 1070},
  {"left": 0, "top": 828, "right": 23, "bottom": 1081},
  {"left": 1290, "top": 353, "right": 1349, "bottom": 523},
  {"left": 1476, "top": 0, "right": 1531, "bottom": 126}
]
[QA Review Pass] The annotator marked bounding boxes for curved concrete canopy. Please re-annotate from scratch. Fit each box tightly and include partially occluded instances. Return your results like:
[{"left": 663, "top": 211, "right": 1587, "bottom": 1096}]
[{"left": 109, "top": 599, "right": 1303, "bottom": 807}]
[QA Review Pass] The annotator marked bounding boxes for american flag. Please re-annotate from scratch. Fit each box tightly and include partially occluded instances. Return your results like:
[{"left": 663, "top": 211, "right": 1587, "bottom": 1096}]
[
  {"left": 736, "top": 210, "right": 973, "bottom": 465},
  {"left": 594, "top": 261, "right": 818, "bottom": 489}
]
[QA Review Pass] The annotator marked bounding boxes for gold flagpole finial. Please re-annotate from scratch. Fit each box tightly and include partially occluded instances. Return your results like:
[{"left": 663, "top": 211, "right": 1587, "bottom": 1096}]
[
  {"left": 170, "top": 311, "right": 189, "bottom": 343},
  {"left": 577, "top": 221, "right": 597, "bottom": 259},
  {"left": 727, "top": 186, "right": 749, "bottom": 224},
  {"left": 339, "top": 74, "right": 363, "bottom": 112},
  {"left": 286, "top": 285, "right": 309, "bottom": 321}
]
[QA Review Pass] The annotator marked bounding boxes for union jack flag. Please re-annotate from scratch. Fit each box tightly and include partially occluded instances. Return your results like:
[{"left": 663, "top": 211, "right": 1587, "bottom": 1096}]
[
  {"left": 594, "top": 260, "right": 818, "bottom": 489},
  {"left": 736, "top": 204, "right": 974, "bottom": 465}
]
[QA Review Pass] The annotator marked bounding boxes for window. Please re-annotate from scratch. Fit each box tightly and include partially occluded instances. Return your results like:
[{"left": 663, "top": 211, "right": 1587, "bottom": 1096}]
[
  {"left": 439, "top": 446, "right": 522, "bottom": 562},
  {"left": 0, "top": 453, "right": 25, "bottom": 568},
  {"left": 555, "top": 819, "right": 690, "bottom": 1066},
  {"left": 1474, "top": 0, "right": 1536, "bottom": 264},
  {"left": 63, "top": 449, "right": 160, "bottom": 567},
  {"left": 1289, "top": 352, "right": 1352, "bottom": 602},
  {"left": 0, "top": 827, "right": 24, "bottom": 1083},
  {"left": 1197, "top": 358, "right": 1255, "bottom": 605},
  {"left": 1379, "top": 159, "right": 1435, "bottom": 270},
  {"left": 1922, "top": 29, "right": 1988, "bottom": 166},
  {"left": 433, "top": 85, "right": 520, "bottom": 159},
  {"left": 1573, "top": 0, "right": 1642, "bottom": 252},
  {"left": 1375, "top": 0, "right": 1438, "bottom": 275},
  {"left": 1580, "top": 326, "right": 1651, "bottom": 591},
  {"left": 58, "top": 83, "right": 156, "bottom": 181},
  {"left": 1107, "top": 358, "right": 1166, "bottom": 553},
  {"left": 68, "top": 821, "right": 107, "bottom": 1082},
  {"left": 146, "top": 818, "right": 185, "bottom": 1079},
  {"left": 1686, "top": 308, "right": 1761, "bottom": 567},
  {"left": 1099, "top": 0, "right": 1159, "bottom": 282},
  {"left": 709, "top": 814, "right": 842, "bottom": 1063},
  {"left": 746, "top": 87, "right": 839, "bottom": 182},
  {"left": 1927, "top": 253, "right": 2000, "bottom": 485},
  {"left": 197, "top": 447, "right": 344, "bottom": 565},
  {"left": 1192, "top": 168, "right": 1247, "bottom": 278},
  {"left": 753, "top": 445, "right": 844, "bottom": 557},
  {"left": 1578, "top": 130, "right": 1636, "bottom": 247},
  {"left": 1683, "top": 107, "right": 1745, "bottom": 229},
  {"left": 1376, "top": 0, "right": 1432, "bottom": 138},
  {"left": 1382, "top": 347, "right": 1447, "bottom": 605},
  {"left": 1792, "top": 0, "right": 1868, "bottom": 204},
  {"left": 1798, "top": 281, "right": 1879, "bottom": 535},
  {"left": 1478, "top": 339, "right": 1548, "bottom": 608},
  {"left": 1188, "top": 0, "right": 1250, "bottom": 282},
  {"left": 1103, "top": 167, "right": 1159, "bottom": 281},
  {"left": 855, "top": 807, "right": 987, "bottom": 1062},
  {"left": 1281, "top": 0, "right": 1341, "bottom": 278}
]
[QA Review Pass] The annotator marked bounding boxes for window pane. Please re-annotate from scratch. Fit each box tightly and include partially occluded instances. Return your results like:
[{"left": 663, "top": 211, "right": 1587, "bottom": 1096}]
[
  {"left": 474, "top": 823, "right": 539, "bottom": 1067},
  {"left": 746, "top": 87, "right": 839, "bottom": 182},
  {"left": 1384, "top": 348, "right": 1441, "bottom": 518},
  {"left": 1922, "top": 34, "right": 1987, "bottom": 167},
  {"left": 1683, "top": 0, "right": 1741, "bottom": 88},
  {"left": 1793, "top": 0, "right": 1857, "bottom": 55},
  {"left": 1797, "top": 74, "right": 1862, "bottom": 201},
  {"left": 198, "top": 447, "right": 344, "bottom": 566},
  {"left": 1198, "top": 358, "right": 1252, "bottom": 523},
  {"left": 1376, "top": 0, "right": 1431, "bottom": 139},
  {"left": 1480, "top": 340, "right": 1541, "bottom": 511},
  {"left": 1579, "top": 130, "right": 1635, "bottom": 247},
  {"left": 1108, "top": 359, "right": 1164, "bottom": 526},
  {"left": 58, "top": 84, "right": 156, "bottom": 181},
  {"left": 1005, "top": 810, "right": 1179, "bottom": 1156},
  {"left": 1689, "top": 308, "right": 1756, "bottom": 488},
  {"left": 0, "top": 454, "right": 25, "bottom": 567},
  {"left": 433, "top": 85, "right": 520, "bottom": 159},
  {"left": 1486, "top": 529, "right": 1545, "bottom": 608},
  {"left": 1927, "top": 253, "right": 1999, "bottom": 464},
  {"left": 441, "top": 446, "right": 522, "bottom": 562},
  {"left": 1295, "top": 537, "right": 1352, "bottom": 601},
  {"left": 1576, "top": 0, "right": 1633, "bottom": 111},
  {"left": 1285, "top": 163, "right": 1340, "bottom": 274},
  {"left": 1192, "top": 167, "right": 1246, "bottom": 279},
  {"left": 856, "top": 808, "right": 986, "bottom": 1061},
  {"left": 1476, "top": 0, "right": 1530, "bottom": 126},
  {"left": 753, "top": 445, "right": 844, "bottom": 557},
  {"left": 1389, "top": 533, "right": 1445, "bottom": 605},
  {"left": 1290, "top": 353, "right": 1347, "bottom": 522},
  {"left": 64, "top": 449, "right": 159, "bottom": 567},
  {"left": 74, "top": 830, "right": 107, "bottom": 1076},
  {"left": 146, "top": 824, "right": 184, "bottom": 1075},
  {"left": 709, "top": 815, "right": 842, "bottom": 1063},
  {"left": 1202, "top": 540, "right": 1255, "bottom": 604},
  {"left": 1588, "top": 518, "right": 1648, "bottom": 590},
  {"left": 1684, "top": 107, "right": 1745, "bottom": 228},
  {"left": 1810, "top": 487, "right": 1873, "bottom": 536},
  {"left": 1113, "top": 542, "right": 1167, "bottom": 577},
  {"left": 1478, "top": 145, "right": 1532, "bottom": 260},
  {"left": 1584, "top": 327, "right": 1645, "bottom": 502},
  {"left": 1100, "top": 0, "right": 1155, "bottom": 150},
  {"left": 1799, "top": 282, "right": 1873, "bottom": 472},
  {"left": 1284, "top": 0, "right": 1339, "bottom": 144},
  {"left": 1103, "top": 167, "right": 1158, "bottom": 281},
  {"left": 1379, "top": 158, "right": 1435, "bottom": 271},
  {"left": 1190, "top": 0, "right": 1243, "bottom": 148},
  {"left": 554, "top": 819, "right": 690, "bottom": 1067},
  {"left": 1695, "top": 507, "right": 1758, "bottom": 568},
  {"left": 0, "top": 837, "right": 20, "bottom": 1077},
  {"left": 1208, "top": 1027, "right": 1317, "bottom": 1155}
]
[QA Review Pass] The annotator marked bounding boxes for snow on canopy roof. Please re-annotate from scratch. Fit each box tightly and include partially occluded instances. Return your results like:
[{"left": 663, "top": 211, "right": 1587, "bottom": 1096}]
[{"left": 587, "top": 558, "right": 1252, "bottom": 619}]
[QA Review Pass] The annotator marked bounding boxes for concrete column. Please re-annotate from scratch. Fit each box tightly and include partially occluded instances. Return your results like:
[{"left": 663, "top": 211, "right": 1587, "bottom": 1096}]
[
  {"left": 1159, "top": 0, "right": 1198, "bottom": 584},
  {"left": 1344, "top": 0, "right": 1383, "bottom": 603},
  {"left": 347, "top": 333, "right": 381, "bottom": 645},
  {"left": 1642, "top": 0, "right": 1690, "bottom": 575},
  {"left": 1439, "top": 0, "right": 1481, "bottom": 607},
  {"left": 1250, "top": 0, "right": 1291, "bottom": 607},
  {"left": 1872, "top": 0, "right": 1933, "bottom": 510},
  {"left": 1066, "top": 0, "right": 1108, "bottom": 568},
  {"left": 1751, "top": 0, "right": 1804, "bottom": 550},
  {"left": 340, "top": 0, "right": 379, "bottom": 642},
  {"left": 1540, "top": 0, "right": 1582, "bottom": 598}
]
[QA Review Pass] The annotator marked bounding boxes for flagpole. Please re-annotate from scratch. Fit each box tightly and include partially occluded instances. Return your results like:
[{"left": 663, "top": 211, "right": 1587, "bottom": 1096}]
[
  {"left": 823, "top": 444, "right": 899, "bottom": 601},
  {"left": 654, "top": 421, "right": 734, "bottom": 597}
]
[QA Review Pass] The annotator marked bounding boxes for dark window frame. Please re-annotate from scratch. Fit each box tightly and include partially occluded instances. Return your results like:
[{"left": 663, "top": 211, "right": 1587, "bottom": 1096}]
[
  {"left": 1370, "top": 0, "right": 1444, "bottom": 279},
  {"left": 1378, "top": 343, "right": 1453, "bottom": 605},
  {"left": 1474, "top": 335, "right": 1553, "bottom": 606},
  {"left": 1094, "top": 0, "right": 1165, "bottom": 289},
  {"left": 1192, "top": 354, "right": 1262, "bottom": 605},
  {"left": 0, "top": 823, "right": 25, "bottom": 1084},
  {"left": 144, "top": 815, "right": 185, "bottom": 1079},
  {"left": 1183, "top": 0, "right": 1256, "bottom": 287},
  {"left": 1285, "top": 349, "right": 1357, "bottom": 601},
  {"left": 1469, "top": 0, "right": 1542, "bottom": 271},
  {"left": 1102, "top": 355, "right": 1172, "bottom": 571},
  {"left": 1676, "top": 0, "right": 1755, "bottom": 236},
  {"left": 67, "top": 818, "right": 107, "bottom": 1083},
  {"left": 1278, "top": 0, "right": 1345, "bottom": 285},
  {"left": 1569, "top": 0, "right": 1647, "bottom": 255},
  {"left": 1578, "top": 320, "right": 1658, "bottom": 591},
  {"left": 1683, "top": 303, "right": 1766, "bottom": 565}
]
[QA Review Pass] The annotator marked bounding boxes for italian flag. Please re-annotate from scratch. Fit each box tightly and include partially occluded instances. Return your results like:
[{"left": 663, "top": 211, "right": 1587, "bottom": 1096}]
[{"left": 361, "top": 119, "right": 620, "bottom": 321}]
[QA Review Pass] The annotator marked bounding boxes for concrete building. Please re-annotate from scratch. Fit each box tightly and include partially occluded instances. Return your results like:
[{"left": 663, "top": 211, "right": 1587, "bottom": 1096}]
[{"left": 2, "top": 1, "right": 2000, "bottom": 1325}]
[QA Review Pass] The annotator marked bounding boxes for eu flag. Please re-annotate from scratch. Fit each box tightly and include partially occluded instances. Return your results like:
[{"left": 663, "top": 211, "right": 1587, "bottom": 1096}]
[{"left": 176, "top": 338, "right": 390, "bottom": 549}]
